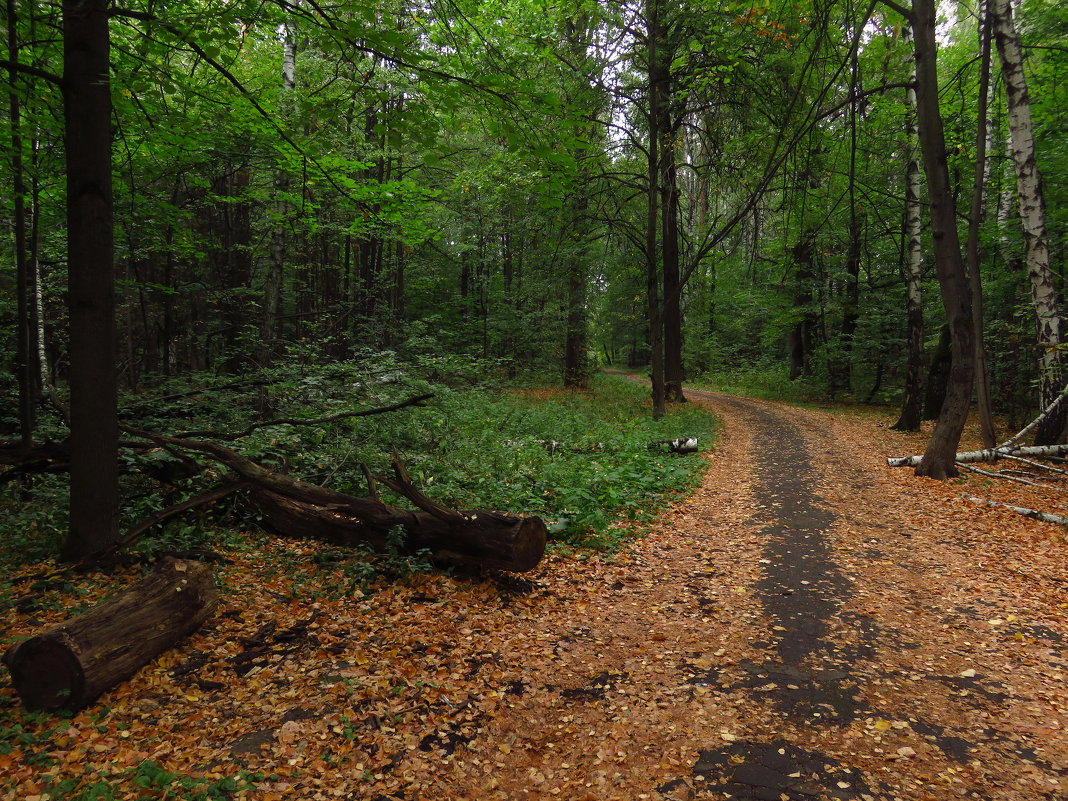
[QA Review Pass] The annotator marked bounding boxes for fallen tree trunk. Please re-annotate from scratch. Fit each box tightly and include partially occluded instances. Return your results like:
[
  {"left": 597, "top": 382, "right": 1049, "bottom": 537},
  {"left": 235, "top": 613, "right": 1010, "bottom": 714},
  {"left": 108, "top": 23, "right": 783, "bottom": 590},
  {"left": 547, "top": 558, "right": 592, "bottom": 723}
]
[
  {"left": 253, "top": 490, "right": 546, "bottom": 572},
  {"left": 887, "top": 443, "right": 1068, "bottom": 468},
  {"left": 2, "top": 558, "right": 218, "bottom": 711},
  {"left": 962, "top": 494, "right": 1068, "bottom": 525},
  {"left": 124, "top": 429, "right": 547, "bottom": 573}
]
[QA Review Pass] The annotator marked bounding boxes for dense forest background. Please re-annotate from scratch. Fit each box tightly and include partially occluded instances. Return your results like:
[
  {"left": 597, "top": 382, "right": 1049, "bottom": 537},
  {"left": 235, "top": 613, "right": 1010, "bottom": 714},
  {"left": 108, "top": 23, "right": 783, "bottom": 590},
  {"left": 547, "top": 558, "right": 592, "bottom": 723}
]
[{"left": 0, "top": 0, "right": 1065, "bottom": 554}]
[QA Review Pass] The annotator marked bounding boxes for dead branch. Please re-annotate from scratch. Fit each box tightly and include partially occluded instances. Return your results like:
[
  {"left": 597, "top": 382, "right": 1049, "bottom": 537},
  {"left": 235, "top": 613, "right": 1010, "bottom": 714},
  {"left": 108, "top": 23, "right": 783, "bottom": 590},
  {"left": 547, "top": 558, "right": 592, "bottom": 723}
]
[
  {"left": 998, "top": 382, "right": 1068, "bottom": 450},
  {"left": 1000, "top": 453, "right": 1068, "bottom": 476},
  {"left": 888, "top": 443, "right": 1068, "bottom": 468},
  {"left": 120, "top": 428, "right": 545, "bottom": 572},
  {"left": 175, "top": 393, "right": 435, "bottom": 440},
  {"left": 962, "top": 494, "right": 1068, "bottom": 525},
  {"left": 95, "top": 479, "right": 251, "bottom": 562},
  {"left": 956, "top": 463, "right": 1068, "bottom": 492}
]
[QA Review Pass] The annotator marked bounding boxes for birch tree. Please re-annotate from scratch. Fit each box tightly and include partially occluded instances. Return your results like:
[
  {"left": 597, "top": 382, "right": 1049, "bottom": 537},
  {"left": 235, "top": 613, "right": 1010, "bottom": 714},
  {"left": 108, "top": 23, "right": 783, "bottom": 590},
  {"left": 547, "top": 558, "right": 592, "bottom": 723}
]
[
  {"left": 990, "top": 0, "right": 1064, "bottom": 444},
  {"left": 892, "top": 25, "right": 925, "bottom": 432}
]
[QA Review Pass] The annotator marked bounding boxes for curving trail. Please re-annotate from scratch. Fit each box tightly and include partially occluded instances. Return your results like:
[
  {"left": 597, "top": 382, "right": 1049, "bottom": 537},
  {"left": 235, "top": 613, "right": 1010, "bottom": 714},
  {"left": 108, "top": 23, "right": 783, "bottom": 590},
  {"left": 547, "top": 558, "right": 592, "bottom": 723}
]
[
  {"left": 434, "top": 389, "right": 1068, "bottom": 801},
  {"left": 28, "top": 387, "right": 1062, "bottom": 801}
]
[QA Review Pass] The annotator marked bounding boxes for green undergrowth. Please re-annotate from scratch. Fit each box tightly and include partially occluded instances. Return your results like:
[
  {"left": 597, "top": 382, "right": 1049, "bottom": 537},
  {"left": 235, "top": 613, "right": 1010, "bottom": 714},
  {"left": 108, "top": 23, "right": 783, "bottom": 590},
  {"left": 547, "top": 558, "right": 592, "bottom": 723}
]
[
  {"left": 0, "top": 356, "right": 718, "bottom": 573},
  {"left": 689, "top": 365, "right": 824, "bottom": 404}
]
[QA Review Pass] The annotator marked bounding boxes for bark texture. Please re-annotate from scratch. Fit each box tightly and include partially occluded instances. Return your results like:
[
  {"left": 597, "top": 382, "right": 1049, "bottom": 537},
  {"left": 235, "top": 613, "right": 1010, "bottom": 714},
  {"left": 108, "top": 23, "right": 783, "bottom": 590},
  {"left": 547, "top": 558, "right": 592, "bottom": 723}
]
[
  {"left": 253, "top": 490, "right": 546, "bottom": 572},
  {"left": 2, "top": 559, "right": 218, "bottom": 711},
  {"left": 126, "top": 430, "right": 547, "bottom": 573},
  {"left": 911, "top": 0, "right": 976, "bottom": 480},
  {"left": 63, "top": 0, "right": 118, "bottom": 558},
  {"left": 991, "top": 0, "right": 1064, "bottom": 444}
]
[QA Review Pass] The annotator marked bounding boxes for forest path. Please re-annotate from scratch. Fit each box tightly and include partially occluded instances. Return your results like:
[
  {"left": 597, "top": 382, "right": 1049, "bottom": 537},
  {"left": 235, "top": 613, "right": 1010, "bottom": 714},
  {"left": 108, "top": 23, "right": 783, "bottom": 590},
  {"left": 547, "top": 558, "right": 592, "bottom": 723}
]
[
  {"left": 442, "top": 389, "right": 1068, "bottom": 801},
  {"left": 12, "top": 389, "right": 1067, "bottom": 801}
]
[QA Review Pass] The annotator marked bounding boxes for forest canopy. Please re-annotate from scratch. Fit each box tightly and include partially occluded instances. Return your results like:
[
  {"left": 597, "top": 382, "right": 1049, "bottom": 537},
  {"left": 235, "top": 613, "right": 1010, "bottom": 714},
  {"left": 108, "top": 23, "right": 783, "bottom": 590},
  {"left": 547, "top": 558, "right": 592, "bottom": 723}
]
[{"left": 1, "top": 0, "right": 1066, "bottom": 548}]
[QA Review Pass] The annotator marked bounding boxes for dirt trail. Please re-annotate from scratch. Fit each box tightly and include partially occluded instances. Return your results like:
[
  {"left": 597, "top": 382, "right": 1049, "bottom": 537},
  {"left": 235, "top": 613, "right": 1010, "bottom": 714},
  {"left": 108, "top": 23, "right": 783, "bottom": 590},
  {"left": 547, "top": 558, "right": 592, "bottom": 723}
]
[
  {"left": 433, "top": 390, "right": 1068, "bottom": 800},
  {"left": 10, "top": 390, "right": 1066, "bottom": 801}
]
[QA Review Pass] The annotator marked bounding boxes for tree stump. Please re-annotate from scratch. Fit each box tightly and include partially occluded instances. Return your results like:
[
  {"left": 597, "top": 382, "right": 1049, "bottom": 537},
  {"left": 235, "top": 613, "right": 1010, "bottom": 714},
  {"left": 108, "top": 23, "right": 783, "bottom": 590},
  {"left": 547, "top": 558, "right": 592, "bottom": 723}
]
[{"left": 2, "top": 558, "right": 219, "bottom": 711}]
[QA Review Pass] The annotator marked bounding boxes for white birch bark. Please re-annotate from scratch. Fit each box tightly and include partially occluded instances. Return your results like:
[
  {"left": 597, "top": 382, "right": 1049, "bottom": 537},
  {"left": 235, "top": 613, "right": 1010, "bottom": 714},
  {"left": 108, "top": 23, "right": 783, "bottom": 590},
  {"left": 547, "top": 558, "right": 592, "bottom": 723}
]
[
  {"left": 888, "top": 443, "right": 1068, "bottom": 468},
  {"left": 892, "top": 26, "right": 925, "bottom": 431},
  {"left": 962, "top": 494, "right": 1068, "bottom": 526},
  {"left": 991, "top": 0, "right": 1062, "bottom": 414},
  {"left": 261, "top": 18, "right": 297, "bottom": 353}
]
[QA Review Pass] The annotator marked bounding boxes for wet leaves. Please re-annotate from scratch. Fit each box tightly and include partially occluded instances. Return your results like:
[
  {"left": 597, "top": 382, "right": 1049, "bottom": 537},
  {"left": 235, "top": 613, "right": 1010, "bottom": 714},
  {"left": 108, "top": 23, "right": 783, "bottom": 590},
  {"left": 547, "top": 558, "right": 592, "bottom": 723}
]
[{"left": 2, "top": 397, "right": 1068, "bottom": 799}]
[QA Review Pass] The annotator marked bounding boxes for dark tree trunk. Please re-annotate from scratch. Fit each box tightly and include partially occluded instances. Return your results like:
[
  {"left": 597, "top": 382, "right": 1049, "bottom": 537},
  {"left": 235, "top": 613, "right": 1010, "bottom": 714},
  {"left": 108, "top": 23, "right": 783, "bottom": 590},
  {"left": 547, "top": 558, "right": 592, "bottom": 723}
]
[
  {"left": 223, "top": 167, "right": 254, "bottom": 372},
  {"left": 8, "top": 0, "right": 37, "bottom": 446},
  {"left": 911, "top": 0, "right": 976, "bottom": 480},
  {"left": 654, "top": 33, "right": 685, "bottom": 403},
  {"left": 788, "top": 235, "right": 816, "bottom": 381},
  {"left": 832, "top": 53, "right": 862, "bottom": 396},
  {"left": 127, "top": 431, "right": 547, "bottom": 573},
  {"left": 563, "top": 263, "right": 588, "bottom": 389},
  {"left": 892, "top": 297, "right": 926, "bottom": 430},
  {"left": 922, "top": 323, "right": 952, "bottom": 420},
  {"left": 2, "top": 559, "right": 219, "bottom": 711},
  {"left": 967, "top": 10, "right": 997, "bottom": 448},
  {"left": 63, "top": 0, "right": 119, "bottom": 559},
  {"left": 645, "top": 0, "right": 666, "bottom": 419},
  {"left": 253, "top": 491, "right": 545, "bottom": 573}
]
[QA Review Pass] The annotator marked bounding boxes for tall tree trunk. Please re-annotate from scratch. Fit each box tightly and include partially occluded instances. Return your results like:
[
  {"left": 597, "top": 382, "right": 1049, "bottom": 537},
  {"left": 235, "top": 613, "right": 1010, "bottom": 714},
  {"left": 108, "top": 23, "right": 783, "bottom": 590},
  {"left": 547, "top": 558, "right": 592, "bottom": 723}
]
[
  {"left": 223, "top": 166, "right": 253, "bottom": 373},
  {"left": 63, "top": 0, "right": 118, "bottom": 558},
  {"left": 991, "top": 0, "right": 1064, "bottom": 444},
  {"left": 7, "top": 0, "right": 37, "bottom": 445},
  {"left": 892, "top": 42, "right": 925, "bottom": 432},
  {"left": 788, "top": 235, "right": 816, "bottom": 381},
  {"left": 911, "top": 0, "right": 976, "bottom": 480},
  {"left": 833, "top": 53, "right": 862, "bottom": 397},
  {"left": 562, "top": 18, "right": 592, "bottom": 390},
  {"left": 645, "top": 0, "right": 666, "bottom": 419},
  {"left": 966, "top": 9, "right": 997, "bottom": 448},
  {"left": 658, "top": 76, "right": 685, "bottom": 402},
  {"left": 261, "top": 17, "right": 297, "bottom": 361}
]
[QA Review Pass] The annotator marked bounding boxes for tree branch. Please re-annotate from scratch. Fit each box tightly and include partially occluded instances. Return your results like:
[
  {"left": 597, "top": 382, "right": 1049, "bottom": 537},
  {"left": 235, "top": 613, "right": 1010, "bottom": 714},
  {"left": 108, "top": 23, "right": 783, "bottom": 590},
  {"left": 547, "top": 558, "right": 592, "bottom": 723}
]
[{"left": 175, "top": 393, "right": 435, "bottom": 440}]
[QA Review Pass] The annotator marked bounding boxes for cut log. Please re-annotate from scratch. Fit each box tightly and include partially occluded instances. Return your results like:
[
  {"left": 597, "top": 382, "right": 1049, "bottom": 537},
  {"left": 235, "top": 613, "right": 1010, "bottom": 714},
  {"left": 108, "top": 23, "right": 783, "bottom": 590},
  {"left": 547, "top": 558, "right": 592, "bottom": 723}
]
[
  {"left": 887, "top": 443, "right": 1068, "bottom": 468},
  {"left": 2, "top": 558, "right": 219, "bottom": 711},
  {"left": 252, "top": 490, "right": 546, "bottom": 573}
]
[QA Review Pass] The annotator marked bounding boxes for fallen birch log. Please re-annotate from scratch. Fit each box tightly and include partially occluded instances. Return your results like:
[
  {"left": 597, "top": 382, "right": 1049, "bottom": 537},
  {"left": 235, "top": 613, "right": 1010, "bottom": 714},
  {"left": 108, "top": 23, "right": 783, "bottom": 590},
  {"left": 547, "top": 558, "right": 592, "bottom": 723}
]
[
  {"left": 997, "top": 381, "right": 1068, "bottom": 450},
  {"left": 962, "top": 494, "right": 1068, "bottom": 526},
  {"left": 649, "top": 438, "right": 699, "bottom": 454},
  {"left": 956, "top": 463, "right": 1068, "bottom": 492},
  {"left": 887, "top": 443, "right": 1068, "bottom": 468},
  {"left": 2, "top": 558, "right": 218, "bottom": 711}
]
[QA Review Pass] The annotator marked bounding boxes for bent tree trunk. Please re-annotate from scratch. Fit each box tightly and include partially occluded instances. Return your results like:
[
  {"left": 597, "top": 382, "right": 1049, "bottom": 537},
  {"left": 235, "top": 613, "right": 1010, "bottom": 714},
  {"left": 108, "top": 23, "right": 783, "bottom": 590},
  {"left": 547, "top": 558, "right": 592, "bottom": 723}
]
[
  {"left": 910, "top": 0, "right": 976, "bottom": 480},
  {"left": 2, "top": 558, "right": 218, "bottom": 711}
]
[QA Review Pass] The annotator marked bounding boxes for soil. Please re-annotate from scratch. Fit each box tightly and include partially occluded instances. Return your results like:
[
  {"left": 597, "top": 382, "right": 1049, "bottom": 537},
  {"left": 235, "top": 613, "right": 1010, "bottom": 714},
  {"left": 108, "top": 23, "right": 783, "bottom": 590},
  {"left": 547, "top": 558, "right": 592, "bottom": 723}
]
[{"left": 4, "top": 390, "right": 1068, "bottom": 801}]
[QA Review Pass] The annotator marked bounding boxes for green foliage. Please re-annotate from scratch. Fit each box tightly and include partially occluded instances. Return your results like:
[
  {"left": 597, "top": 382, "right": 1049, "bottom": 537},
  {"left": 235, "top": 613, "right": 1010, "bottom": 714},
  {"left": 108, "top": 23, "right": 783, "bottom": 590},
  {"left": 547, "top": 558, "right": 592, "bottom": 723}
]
[
  {"left": 36, "top": 760, "right": 262, "bottom": 801},
  {"left": 691, "top": 364, "right": 824, "bottom": 404},
  {"left": 342, "top": 371, "right": 718, "bottom": 549}
]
